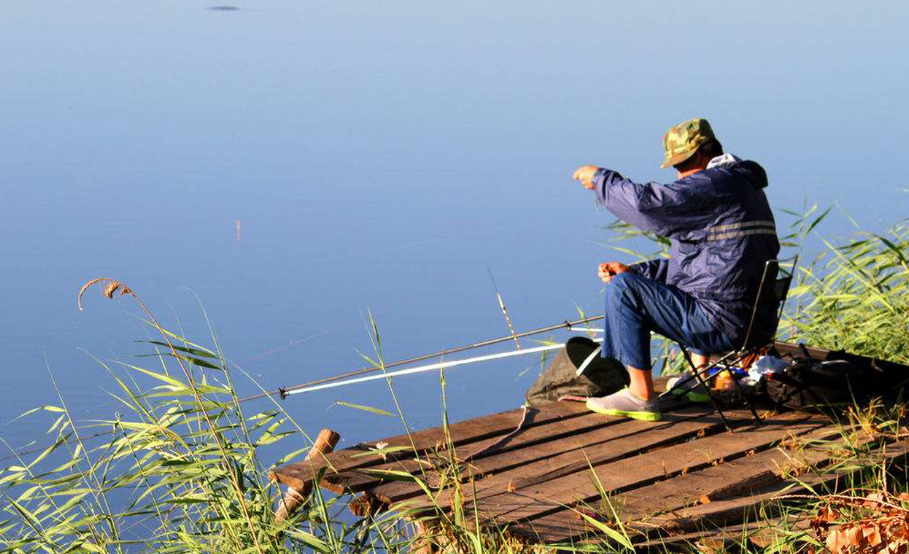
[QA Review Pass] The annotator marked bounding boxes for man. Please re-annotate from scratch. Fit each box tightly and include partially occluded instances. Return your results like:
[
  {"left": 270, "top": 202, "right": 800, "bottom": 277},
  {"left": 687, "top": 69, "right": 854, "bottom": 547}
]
[{"left": 572, "top": 118, "right": 779, "bottom": 421}]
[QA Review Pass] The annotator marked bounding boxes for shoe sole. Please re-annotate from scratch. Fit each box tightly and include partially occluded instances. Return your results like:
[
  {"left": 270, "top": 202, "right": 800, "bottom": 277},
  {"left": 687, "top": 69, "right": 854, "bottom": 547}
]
[
  {"left": 686, "top": 391, "right": 711, "bottom": 403},
  {"left": 586, "top": 400, "right": 662, "bottom": 421},
  {"left": 672, "top": 387, "right": 710, "bottom": 403}
]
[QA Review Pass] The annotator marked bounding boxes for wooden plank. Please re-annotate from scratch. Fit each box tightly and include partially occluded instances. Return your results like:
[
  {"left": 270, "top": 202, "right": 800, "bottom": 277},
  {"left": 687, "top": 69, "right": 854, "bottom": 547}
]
[
  {"left": 343, "top": 405, "right": 715, "bottom": 499},
  {"left": 622, "top": 427, "right": 847, "bottom": 523},
  {"left": 445, "top": 413, "right": 829, "bottom": 528},
  {"left": 635, "top": 438, "right": 909, "bottom": 544},
  {"left": 393, "top": 410, "right": 807, "bottom": 519},
  {"left": 510, "top": 423, "right": 846, "bottom": 542},
  {"left": 633, "top": 516, "right": 811, "bottom": 552},
  {"left": 271, "top": 399, "right": 588, "bottom": 490},
  {"left": 387, "top": 407, "right": 759, "bottom": 511}
]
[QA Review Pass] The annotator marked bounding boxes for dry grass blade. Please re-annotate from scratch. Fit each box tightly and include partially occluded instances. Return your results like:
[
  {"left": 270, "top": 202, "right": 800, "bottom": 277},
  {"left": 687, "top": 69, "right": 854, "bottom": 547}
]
[{"left": 78, "top": 277, "right": 135, "bottom": 311}]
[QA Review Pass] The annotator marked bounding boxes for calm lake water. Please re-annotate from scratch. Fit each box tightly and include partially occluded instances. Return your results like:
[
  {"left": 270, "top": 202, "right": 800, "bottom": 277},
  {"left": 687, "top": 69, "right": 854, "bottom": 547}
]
[{"left": 2, "top": 0, "right": 908, "bottom": 457}]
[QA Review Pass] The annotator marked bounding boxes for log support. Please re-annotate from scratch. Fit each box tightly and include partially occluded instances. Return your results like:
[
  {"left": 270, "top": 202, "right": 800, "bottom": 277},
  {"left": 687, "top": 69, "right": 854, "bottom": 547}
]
[{"left": 275, "top": 428, "right": 340, "bottom": 523}]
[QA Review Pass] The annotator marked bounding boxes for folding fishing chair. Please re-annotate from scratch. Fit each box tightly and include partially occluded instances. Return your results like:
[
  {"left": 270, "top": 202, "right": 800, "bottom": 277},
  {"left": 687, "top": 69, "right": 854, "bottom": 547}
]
[{"left": 661, "top": 257, "right": 798, "bottom": 431}]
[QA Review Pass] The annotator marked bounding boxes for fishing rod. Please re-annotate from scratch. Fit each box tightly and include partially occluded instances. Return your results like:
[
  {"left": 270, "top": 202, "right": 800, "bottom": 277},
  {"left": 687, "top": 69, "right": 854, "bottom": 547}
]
[
  {"left": 240, "top": 313, "right": 604, "bottom": 402},
  {"left": 281, "top": 341, "right": 600, "bottom": 397}
]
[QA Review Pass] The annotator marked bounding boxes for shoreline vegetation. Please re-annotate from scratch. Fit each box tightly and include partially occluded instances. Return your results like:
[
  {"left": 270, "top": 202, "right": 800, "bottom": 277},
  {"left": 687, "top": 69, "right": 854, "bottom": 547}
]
[{"left": 2, "top": 207, "right": 908, "bottom": 553}]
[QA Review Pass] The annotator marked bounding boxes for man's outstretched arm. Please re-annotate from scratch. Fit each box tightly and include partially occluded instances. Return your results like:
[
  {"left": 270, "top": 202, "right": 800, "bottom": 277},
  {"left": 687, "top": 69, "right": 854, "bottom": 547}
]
[{"left": 573, "top": 165, "right": 715, "bottom": 237}]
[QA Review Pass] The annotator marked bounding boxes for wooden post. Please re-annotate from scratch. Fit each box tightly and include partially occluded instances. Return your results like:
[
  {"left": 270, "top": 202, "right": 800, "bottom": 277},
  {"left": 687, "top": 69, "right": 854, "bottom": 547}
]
[{"left": 275, "top": 428, "right": 340, "bottom": 523}]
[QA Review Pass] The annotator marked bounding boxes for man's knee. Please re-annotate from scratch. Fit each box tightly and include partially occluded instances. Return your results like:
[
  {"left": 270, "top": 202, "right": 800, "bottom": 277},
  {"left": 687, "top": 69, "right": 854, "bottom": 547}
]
[
  {"left": 606, "top": 271, "right": 661, "bottom": 312},
  {"left": 608, "top": 271, "right": 638, "bottom": 295},
  {"left": 605, "top": 272, "right": 637, "bottom": 306}
]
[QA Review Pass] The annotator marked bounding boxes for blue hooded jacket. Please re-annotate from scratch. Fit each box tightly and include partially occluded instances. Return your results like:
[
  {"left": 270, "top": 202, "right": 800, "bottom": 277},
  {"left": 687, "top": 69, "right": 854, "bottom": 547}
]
[{"left": 592, "top": 156, "right": 780, "bottom": 346}]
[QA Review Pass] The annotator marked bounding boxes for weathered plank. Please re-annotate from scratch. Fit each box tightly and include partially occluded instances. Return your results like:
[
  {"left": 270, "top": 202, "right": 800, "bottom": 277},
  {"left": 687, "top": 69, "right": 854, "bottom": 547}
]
[
  {"left": 271, "top": 399, "right": 588, "bottom": 490},
  {"left": 442, "top": 413, "right": 829, "bottom": 528},
  {"left": 569, "top": 437, "right": 909, "bottom": 546},
  {"left": 649, "top": 438, "right": 909, "bottom": 533},
  {"left": 634, "top": 516, "right": 812, "bottom": 552},
  {"left": 510, "top": 422, "right": 847, "bottom": 542},
  {"left": 356, "top": 405, "right": 717, "bottom": 502},
  {"left": 386, "top": 407, "right": 759, "bottom": 511},
  {"left": 322, "top": 404, "right": 709, "bottom": 494}
]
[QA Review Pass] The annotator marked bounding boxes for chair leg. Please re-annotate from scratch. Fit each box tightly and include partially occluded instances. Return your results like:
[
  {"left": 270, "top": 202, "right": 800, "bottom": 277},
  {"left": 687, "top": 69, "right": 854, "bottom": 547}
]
[
  {"left": 679, "top": 349, "right": 733, "bottom": 432},
  {"left": 660, "top": 349, "right": 737, "bottom": 398},
  {"left": 724, "top": 361, "right": 762, "bottom": 426},
  {"left": 716, "top": 351, "right": 766, "bottom": 426}
]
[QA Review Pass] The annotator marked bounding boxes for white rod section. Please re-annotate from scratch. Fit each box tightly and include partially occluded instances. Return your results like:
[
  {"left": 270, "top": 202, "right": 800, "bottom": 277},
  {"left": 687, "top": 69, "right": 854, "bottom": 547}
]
[
  {"left": 285, "top": 339, "right": 602, "bottom": 396},
  {"left": 569, "top": 327, "right": 604, "bottom": 333}
]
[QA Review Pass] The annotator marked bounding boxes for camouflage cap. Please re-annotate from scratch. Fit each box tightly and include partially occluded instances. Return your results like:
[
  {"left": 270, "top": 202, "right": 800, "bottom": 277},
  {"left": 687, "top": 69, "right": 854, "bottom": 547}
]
[{"left": 660, "top": 118, "right": 716, "bottom": 169}]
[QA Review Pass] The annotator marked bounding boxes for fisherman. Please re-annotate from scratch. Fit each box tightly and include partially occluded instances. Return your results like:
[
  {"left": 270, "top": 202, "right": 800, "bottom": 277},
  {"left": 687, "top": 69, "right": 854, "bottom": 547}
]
[{"left": 572, "top": 118, "right": 780, "bottom": 421}]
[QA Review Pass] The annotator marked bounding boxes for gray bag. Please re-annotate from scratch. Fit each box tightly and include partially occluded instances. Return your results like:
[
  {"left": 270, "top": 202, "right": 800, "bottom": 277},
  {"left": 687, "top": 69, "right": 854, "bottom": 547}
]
[{"left": 524, "top": 337, "right": 629, "bottom": 407}]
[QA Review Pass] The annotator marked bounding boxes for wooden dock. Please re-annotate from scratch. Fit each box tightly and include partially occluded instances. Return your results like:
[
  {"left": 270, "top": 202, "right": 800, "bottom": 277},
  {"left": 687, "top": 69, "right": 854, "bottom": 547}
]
[{"left": 270, "top": 342, "right": 909, "bottom": 549}]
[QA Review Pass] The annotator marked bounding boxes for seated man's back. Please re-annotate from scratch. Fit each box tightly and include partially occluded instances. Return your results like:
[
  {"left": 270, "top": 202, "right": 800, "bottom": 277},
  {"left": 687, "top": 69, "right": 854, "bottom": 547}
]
[
  {"left": 595, "top": 152, "right": 780, "bottom": 347},
  {"left": 571, "top": 118, "right": 780, "bottom": 421}
]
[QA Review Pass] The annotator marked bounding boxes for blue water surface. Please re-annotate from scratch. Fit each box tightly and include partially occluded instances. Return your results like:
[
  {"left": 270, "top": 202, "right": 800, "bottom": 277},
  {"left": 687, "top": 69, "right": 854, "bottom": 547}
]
[{"left": 1, "top": 0, "right": 907, "bottom": 458}]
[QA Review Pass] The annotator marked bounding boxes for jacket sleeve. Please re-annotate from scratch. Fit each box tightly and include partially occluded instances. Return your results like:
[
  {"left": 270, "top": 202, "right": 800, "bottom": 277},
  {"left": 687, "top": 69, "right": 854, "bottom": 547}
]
[
  {"left": 592, "top": 168, "right": 717, "bottom": 237},
  {"left": 629, "top": 259, "right": 668, "bottom": 282}
]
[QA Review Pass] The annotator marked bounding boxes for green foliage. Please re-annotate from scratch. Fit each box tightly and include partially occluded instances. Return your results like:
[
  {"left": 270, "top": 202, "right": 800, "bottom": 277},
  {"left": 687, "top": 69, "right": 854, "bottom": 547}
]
[
  {"left": 0, "top": 330, "right": 361, "bottom": 553},
  {"left": 783, "top": 220, "right": 909, "bottom": 364}
]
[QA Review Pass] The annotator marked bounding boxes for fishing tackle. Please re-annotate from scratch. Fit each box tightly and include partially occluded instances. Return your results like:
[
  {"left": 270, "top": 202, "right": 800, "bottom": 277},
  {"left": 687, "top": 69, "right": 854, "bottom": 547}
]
[
  {"left": 240, "top": 314, "right": 605, "bottom": 402},
  {"left": 488, "top": 267, "right": 521, "bottom": 349}
]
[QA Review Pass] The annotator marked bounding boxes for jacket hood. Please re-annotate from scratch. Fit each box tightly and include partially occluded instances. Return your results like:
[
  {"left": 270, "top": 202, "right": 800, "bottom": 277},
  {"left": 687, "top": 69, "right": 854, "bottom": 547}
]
[
  {"left": 732, "top": 160, "right": 769, "bottom": 190},
  {"left": 708, "top": 154, "right": 768, "bottom": 190}
]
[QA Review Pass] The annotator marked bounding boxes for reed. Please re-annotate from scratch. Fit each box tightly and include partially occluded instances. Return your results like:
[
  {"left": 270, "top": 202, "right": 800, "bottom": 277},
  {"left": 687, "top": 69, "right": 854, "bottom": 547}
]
[{"left": 783, "top": 220, "right": 909, "bottom": 365}]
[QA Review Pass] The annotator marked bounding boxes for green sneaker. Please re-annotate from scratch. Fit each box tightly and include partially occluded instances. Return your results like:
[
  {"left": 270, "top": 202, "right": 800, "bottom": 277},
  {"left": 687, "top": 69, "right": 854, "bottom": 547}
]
[
  {"left": 586, "top": 389, "right": 661, "bottom": 422},
  {"left": 667, "top": 374, "right": 711, "bottom": 403}
]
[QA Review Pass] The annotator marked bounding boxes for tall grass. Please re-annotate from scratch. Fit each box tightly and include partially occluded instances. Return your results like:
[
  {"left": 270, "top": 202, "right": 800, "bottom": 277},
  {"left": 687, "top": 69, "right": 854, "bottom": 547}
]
[
  {"left": 0, "top": 282, "right": 398, "bottom": 553},
  {"left": 783, "top": 219, "right": 909, "bottom": 364}
]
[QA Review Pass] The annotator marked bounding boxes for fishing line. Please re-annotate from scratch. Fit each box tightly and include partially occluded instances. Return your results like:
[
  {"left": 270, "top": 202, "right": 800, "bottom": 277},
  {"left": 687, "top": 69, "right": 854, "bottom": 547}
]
[{"left": 575, "top": 345, "right": 603, "bottom": 376}]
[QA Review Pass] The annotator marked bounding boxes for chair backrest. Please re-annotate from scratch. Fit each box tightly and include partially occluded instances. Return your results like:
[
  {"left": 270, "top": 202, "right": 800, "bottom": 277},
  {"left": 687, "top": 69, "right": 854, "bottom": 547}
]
[{"left": 740, "top": 257, "right": 798, "bottom": 351}]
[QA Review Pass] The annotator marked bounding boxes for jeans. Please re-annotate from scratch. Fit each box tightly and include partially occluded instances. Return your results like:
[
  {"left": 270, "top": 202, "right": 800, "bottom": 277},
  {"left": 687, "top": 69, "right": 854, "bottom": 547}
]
[{"left": 601, "top": 272, "right": 734, "bottom": 370}]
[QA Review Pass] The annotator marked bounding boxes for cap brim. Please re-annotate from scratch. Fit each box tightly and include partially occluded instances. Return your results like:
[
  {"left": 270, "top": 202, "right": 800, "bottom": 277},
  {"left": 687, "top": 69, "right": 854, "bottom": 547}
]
[{"left": 660, "top": 149, "right": 697, "bottom": 169}]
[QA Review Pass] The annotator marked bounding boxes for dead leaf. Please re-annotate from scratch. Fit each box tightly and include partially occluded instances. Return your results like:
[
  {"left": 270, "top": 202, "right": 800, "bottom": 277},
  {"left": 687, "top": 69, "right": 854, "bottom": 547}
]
[
  {"left": 815, "top": 505, "right": 838, "bottom": 524},
  {"left": 827, "top": 525, "right": 864, "bottom": 553},
  {"left": 694, "top": 538, "right": 724, "bottom": 553},
  {"left": 844, "top": 525, "right": 864, "bottom": 548},
  {"left": 863, "top": 523, "right": 882, "bottom": 546},
  {"left": 865, "top": 492, "right": 886, "bottom": 507}
]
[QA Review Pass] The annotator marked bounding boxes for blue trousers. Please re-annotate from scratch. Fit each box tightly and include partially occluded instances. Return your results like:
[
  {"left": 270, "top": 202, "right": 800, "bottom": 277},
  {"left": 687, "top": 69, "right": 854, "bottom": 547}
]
[{"left": 601, "top": 272, "right": 734, "bottom": 370}]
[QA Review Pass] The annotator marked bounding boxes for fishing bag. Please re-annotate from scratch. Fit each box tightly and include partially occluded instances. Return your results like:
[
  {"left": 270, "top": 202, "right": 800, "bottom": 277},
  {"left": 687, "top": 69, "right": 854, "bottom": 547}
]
[
  {"left": 765, "top": 358, "right": 871, "bottom": 410},
  {"left": 524, "top": 337, "right": 629, "bottom": 407}
]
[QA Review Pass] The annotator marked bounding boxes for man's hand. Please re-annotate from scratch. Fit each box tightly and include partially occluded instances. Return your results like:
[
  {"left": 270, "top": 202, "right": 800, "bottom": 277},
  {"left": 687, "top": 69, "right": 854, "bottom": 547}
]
[
  {"left": 573, "top": 165, "right": 601, "bottom": 190},
  {"left": 598, "top": 262, "right": 629, "bottom": 284}
]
